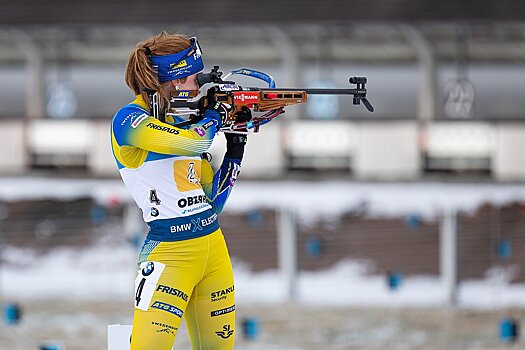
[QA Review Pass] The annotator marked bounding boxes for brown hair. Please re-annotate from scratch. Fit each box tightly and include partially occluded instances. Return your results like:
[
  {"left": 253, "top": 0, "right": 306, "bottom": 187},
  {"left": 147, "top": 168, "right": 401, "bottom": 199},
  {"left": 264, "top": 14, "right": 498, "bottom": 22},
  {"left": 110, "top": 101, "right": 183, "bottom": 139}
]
[{"left": 125, "top": 31, "right": 191, "bottom": 109}]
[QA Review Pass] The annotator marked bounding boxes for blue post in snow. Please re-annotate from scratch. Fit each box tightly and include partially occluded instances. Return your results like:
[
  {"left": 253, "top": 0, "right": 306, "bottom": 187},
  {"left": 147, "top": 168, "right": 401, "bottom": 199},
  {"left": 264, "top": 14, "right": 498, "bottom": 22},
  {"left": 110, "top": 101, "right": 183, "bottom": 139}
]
[
  {"left": 387, "top": 271, "right": 403, "bottom": 291},
  {"left": 4, "top": 303, "right": 21, "bottom": 325},
  {"left": 499, "top": 318, "right": 519, "bottom": 343},
  {"left": 242, "top": 317, "right": 260, "bottom": 340},
  {"left": 39, "top": 345, "right": 61, "bottom": 350}
]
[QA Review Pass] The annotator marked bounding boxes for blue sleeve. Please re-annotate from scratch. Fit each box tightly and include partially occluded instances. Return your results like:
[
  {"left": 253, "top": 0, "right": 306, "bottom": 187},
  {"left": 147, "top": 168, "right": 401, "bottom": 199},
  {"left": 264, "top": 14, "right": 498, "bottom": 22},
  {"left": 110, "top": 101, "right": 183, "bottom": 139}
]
[{"left": 201, "top": 157, "right": 241, "bottom": 214}]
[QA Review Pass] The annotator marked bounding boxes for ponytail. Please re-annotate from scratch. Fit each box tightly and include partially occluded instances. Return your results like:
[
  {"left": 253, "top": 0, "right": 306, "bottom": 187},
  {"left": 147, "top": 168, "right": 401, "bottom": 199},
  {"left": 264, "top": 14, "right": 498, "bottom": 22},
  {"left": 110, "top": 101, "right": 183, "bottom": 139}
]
[{"left": 125, "top": 32, "right": 192, "bottom": 112}]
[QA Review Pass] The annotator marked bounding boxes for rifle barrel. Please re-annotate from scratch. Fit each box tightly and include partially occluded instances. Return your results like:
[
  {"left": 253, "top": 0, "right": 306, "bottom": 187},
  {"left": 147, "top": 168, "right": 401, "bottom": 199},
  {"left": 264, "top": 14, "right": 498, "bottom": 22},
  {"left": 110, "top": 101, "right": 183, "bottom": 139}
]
[{"left": 261, "top": 88, "right": 364, "bottom": 95}]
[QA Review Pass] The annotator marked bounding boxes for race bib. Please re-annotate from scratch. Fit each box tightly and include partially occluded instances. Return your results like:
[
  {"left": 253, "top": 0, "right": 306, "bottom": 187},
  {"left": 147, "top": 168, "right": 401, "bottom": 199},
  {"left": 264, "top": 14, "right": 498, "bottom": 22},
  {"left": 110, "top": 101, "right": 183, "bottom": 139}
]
[{"left": 134, "top": 261, "right": 165, "bottom": 311}]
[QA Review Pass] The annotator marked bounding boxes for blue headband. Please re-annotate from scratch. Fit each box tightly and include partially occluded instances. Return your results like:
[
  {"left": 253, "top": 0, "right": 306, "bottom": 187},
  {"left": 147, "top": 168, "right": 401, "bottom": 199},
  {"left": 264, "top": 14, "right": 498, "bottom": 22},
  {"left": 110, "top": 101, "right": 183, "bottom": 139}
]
[{"left": 151, "top": 37, "right": 204, "bottom": 82}]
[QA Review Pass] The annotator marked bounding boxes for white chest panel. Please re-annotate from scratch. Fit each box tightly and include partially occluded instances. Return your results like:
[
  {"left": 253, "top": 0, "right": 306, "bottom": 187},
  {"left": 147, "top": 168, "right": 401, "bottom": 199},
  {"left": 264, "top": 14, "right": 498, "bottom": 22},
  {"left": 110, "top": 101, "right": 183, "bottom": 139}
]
[{"left": 119, "top": 155, "right": 211, "bottom": 222}]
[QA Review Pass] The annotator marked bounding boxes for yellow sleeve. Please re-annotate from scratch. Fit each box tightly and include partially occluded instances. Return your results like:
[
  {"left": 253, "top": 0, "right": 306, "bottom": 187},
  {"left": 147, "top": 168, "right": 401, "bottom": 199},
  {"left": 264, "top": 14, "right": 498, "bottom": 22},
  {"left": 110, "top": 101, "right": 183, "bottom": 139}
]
[{"left": 127, "top": 116, "right": 218, "bottom": 156}]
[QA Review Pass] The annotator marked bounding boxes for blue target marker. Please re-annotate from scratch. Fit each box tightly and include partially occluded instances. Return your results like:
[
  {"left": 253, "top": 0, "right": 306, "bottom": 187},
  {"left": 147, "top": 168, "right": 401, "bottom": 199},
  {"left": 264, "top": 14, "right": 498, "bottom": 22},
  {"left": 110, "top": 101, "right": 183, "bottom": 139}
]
[
  {"left": 497, "top": 239, "right": 512, "bottom": 261},
  {"left": 306, "top": 236, "right": 323, "bottom": 257}
]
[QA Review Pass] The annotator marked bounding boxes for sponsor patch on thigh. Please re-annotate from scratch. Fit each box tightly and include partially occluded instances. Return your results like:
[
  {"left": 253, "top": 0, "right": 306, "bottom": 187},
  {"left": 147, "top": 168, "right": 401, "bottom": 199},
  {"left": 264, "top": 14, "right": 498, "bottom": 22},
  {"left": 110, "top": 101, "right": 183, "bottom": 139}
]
[
  {"left": 211, "top": 305, "right": 235, "bottom": 317},
  {"left": 151, "top": 301, "right": 184, "bottom": 318}
]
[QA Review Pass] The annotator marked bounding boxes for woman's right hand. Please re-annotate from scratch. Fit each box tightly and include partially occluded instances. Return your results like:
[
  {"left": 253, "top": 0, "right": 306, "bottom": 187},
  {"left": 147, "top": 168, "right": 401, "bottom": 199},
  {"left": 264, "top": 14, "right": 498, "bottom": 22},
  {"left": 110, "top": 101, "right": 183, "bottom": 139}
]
[{"left": 203, "top": 87, "right": 229, "bottom": 128}]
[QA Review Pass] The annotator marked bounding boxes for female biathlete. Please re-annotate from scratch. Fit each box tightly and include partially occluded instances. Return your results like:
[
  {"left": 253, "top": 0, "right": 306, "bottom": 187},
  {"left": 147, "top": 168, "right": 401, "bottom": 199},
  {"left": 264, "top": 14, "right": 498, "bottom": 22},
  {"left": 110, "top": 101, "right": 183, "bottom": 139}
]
[{"left": 111, "top": 32, "right": 246, "bottom": 350}]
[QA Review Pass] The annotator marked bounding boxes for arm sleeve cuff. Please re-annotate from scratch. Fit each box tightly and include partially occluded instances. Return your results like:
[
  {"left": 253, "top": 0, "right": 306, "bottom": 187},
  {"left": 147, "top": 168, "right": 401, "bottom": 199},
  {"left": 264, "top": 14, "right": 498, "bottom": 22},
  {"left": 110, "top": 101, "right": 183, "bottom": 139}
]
[{"left": 225, "top": 144, "right": 245, "bottom": 160}]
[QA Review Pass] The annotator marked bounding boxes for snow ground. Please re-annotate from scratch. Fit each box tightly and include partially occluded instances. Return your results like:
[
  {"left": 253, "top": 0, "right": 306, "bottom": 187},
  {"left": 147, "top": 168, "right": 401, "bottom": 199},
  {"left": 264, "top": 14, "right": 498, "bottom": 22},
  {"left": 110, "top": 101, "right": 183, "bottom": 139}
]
[{"left": 2, "top": 243, "right": 525, "bottom": 309}]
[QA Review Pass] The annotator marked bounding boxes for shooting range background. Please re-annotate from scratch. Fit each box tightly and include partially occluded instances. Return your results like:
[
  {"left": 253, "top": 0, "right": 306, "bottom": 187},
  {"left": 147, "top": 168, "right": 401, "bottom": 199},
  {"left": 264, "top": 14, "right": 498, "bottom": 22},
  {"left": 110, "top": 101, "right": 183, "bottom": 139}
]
[{"left": 2, "top": 1, "right": 525, "bottom": 349}]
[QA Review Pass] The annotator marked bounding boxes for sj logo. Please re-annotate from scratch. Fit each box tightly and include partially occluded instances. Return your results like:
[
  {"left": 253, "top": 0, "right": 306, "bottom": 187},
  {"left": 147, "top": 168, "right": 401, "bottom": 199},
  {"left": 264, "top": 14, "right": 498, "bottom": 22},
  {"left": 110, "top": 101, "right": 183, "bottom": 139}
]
[
  {"left": 173, "top": 159, "right": 202, "bottom": 192},
  {"left": 215, "top": 325, "right": 234, "bottom": 339}
]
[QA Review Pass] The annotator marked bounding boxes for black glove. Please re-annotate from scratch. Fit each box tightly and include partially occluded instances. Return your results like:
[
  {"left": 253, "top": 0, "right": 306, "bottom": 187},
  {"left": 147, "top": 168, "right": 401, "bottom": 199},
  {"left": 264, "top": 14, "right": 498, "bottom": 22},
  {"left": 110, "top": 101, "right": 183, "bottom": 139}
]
[
  {"left": 234, "top": 107, "right": 252, "bottom": 123},
  {"left": 225, "top": 132, "right": 248, "bottom": 160},
  {"left": 202, "top": 87, "right": 228, "bottom": 127}
]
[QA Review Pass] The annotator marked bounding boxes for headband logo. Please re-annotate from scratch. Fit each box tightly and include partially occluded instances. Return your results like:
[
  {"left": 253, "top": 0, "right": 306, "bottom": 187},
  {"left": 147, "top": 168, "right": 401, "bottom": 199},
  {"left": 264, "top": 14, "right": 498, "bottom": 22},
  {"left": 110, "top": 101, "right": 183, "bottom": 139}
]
[{"left": 170, "top": 60, "right": 188, "bottom": 69}]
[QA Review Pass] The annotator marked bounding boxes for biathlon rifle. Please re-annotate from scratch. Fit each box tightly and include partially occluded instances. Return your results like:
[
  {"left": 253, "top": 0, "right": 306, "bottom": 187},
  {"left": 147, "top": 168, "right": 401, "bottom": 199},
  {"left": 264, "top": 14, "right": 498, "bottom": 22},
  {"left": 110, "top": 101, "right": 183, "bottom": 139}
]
[{"left": 169, "top": 66, "right": 373, "bottom": 133}]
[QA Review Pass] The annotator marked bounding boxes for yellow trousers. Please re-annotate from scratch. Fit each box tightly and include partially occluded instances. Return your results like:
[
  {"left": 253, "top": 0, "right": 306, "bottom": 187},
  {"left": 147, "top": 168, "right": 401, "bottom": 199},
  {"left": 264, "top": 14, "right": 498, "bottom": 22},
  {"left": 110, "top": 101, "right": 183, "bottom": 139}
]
[{"left": 130, "top": 229, "right": 235, "bottom": 349}]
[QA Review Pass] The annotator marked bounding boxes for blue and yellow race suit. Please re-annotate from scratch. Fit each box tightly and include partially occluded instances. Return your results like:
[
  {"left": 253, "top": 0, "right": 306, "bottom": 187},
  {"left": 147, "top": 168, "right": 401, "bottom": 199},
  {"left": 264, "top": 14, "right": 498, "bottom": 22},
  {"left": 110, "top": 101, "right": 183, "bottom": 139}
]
[{"left": 111, "top": 95, "right": 239, "bottom": 350}]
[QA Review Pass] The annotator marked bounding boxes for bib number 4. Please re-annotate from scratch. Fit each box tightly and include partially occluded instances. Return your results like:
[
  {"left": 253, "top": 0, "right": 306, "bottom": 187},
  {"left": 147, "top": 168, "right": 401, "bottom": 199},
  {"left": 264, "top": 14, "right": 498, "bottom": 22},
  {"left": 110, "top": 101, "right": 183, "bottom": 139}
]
[{"left": 149, "top": 189, "right": 161, "bottom": 205}]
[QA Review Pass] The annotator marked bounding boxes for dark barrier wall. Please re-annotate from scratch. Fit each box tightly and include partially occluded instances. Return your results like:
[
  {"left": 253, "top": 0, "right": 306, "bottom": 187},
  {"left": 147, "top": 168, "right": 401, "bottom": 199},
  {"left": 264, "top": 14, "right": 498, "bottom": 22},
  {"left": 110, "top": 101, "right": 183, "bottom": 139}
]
[
  {"left": 1, "top": 0, "right": 525, "bottom": 24},
  {"left": 2, "top": 199, "right": 525, "bottom": 282}
]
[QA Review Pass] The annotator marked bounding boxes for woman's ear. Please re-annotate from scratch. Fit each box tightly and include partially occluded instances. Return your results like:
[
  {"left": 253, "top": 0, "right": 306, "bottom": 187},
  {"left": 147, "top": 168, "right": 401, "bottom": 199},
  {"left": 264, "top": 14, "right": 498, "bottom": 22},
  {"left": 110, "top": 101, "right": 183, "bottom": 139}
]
[{"left": 171, "top": 80, "right": 181, "bottom": 90}]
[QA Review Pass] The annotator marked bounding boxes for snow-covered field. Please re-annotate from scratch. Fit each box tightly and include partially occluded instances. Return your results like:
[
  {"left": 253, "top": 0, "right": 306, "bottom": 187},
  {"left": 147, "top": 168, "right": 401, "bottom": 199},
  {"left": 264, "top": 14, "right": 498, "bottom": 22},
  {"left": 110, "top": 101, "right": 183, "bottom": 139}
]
[
  {"left": 2, "top": 242, "right": 525, "bottom": 309},
  {"left": 2, "top": 234, "right": 524, "bottom": 349}
]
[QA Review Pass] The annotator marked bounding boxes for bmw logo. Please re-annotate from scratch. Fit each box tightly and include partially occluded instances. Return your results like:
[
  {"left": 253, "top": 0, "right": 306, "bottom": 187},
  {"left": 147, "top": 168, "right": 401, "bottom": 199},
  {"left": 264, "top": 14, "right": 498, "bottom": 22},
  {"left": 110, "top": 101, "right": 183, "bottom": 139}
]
[
  {"left": 142, "top": 261, "right": 154, "bottom": 276},
  {"left": 151, "top": 207, "right": 159, "bottom": 217}
]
